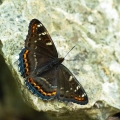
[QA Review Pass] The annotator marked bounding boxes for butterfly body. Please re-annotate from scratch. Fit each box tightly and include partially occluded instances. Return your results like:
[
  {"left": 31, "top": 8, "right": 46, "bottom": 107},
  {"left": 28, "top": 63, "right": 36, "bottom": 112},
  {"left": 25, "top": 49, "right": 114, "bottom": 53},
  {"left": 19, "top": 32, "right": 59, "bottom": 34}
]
[
  {"left": 36, "top": 58, "right": 64, "bottom": 76},
  {"left": 19, "top": 19, "right": 88, "bottom": 105}
]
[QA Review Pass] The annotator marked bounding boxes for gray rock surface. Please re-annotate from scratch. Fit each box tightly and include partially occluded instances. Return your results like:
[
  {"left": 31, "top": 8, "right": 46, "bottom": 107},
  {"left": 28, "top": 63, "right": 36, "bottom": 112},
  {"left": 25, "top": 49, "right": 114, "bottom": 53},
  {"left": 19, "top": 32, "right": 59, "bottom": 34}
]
[{"left": 0, "top": 0, "right": 120, "bottom": 119}]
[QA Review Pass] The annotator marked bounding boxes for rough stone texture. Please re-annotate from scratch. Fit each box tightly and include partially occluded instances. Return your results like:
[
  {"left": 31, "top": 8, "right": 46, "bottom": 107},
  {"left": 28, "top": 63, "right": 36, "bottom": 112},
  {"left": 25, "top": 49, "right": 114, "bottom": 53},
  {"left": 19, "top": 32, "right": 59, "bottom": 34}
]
[{"left": 0, "top": 0, "right": 120, "bottom": 119}]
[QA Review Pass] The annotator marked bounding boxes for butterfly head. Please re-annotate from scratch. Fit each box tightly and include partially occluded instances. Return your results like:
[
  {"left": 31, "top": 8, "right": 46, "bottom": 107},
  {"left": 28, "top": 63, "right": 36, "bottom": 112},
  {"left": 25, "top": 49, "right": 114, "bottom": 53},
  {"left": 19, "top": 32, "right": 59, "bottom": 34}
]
[{"left": 58, "top": 57, "right": 64, "bottom": 62}]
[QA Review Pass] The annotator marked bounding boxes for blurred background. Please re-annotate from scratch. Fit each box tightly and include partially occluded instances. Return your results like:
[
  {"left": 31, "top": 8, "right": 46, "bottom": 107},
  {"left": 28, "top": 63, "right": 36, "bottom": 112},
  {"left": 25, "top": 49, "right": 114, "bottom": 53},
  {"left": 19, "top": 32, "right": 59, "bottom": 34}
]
[{"left": 0, "top": 54, "right": 52, "bottom": 120}]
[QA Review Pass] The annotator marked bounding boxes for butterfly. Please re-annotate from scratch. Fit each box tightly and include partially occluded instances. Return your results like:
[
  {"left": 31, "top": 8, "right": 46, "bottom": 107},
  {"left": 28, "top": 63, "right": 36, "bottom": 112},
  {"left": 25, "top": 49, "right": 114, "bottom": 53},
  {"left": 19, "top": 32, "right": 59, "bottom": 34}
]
[{"left": 19, "top": 19, "right": 88, "bottom": 105}]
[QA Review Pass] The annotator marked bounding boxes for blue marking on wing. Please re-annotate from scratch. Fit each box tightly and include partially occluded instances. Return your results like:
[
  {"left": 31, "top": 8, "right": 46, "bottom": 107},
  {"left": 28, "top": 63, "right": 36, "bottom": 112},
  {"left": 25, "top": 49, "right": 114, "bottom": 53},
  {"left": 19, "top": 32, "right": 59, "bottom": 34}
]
[{"left": 25, "top": 79, "right": 55, "bottom": 100}]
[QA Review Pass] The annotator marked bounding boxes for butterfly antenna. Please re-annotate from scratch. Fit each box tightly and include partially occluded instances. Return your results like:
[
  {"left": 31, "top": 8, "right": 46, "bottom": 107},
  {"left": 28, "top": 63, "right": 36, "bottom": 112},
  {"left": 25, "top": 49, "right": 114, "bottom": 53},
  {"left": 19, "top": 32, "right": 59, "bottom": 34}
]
[{"left": 64, "top": 46, "right": 75, "bottom": 59}]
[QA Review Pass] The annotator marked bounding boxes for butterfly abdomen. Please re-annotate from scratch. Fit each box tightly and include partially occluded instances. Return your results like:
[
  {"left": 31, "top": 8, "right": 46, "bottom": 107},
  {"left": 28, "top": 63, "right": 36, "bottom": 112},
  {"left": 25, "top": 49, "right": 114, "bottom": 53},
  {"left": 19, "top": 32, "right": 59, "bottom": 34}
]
[{"left": 36, "top": 58, "right": 64, "bottom": 75}]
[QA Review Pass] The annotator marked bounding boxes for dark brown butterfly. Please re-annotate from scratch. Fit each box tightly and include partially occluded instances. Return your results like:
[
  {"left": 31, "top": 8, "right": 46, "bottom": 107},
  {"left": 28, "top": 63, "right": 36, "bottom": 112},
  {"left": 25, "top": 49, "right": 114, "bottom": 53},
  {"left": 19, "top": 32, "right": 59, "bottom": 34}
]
[{"left": 19, "top": 19, "right": 88, "bottom": 104}]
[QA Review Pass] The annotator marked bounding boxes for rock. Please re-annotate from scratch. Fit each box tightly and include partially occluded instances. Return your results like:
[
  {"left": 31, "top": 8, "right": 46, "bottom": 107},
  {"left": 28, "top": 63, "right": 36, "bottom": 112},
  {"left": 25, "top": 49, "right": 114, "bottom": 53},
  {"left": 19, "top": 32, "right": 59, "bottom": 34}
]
[{"left": 0, "top": 0, "right": 120, "bottom": 120}]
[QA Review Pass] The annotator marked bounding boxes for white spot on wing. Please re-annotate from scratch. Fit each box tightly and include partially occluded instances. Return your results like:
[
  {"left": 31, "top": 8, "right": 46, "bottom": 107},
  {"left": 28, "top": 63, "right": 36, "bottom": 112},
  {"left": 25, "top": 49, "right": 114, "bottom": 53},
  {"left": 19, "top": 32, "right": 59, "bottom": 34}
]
[
  {"left": 82, "top": 94, "right": 85, "bottom": 97},
  {"left": 69, "top": 76, "right": 73, "bottom": 81},
  {"left": 76, "top": 86, "right": 80, "bottom": 90},
  {"left": 34, "top": 53, "right": 37, "bottom": 69},
  {"left": 46, "top": 42, "right": 52, "bottom": 45},
  {"left": 42, "top": 32, "right": 47, "bottom": 35},
  {"left": 82, "top": 93, "right": 86, "bottom": 97},
  {"left": 60, "top": 87, "right": 64, "bottom": 90},
  {"left": 33, "top": 54, "right": 36, "bottom": 57},
  {"left": 37, "top": 24, "right": 42, "bottom": 27},
  {"left": 70, "top": 88, "right": 73, "bottom": 90}
]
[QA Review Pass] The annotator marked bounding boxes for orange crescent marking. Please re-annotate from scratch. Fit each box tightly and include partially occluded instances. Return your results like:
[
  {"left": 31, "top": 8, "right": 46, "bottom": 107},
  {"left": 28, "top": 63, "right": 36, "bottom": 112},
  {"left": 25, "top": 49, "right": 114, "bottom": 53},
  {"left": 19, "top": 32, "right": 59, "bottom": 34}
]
[
  {"left": 25, "top": 68, "right": 29, "bottom": 72},
  {"left": 32, "top": 24, "right": 37, "bottom": 33},
  {"left": 25, "top": 50, "right": 29, "bottom": 54},
  {"left": 23, "top": 54, "right": 27, "bottom": 58},
  {"left": 33, "top": 82, "right": 36, "bottom": 86},
  {"left": 47, "top": 93, "right": 51, "bottom": 96},
  {"left": 23, "top": 50, "right": 30, "bottom": 76},
  {"left": 28, "top": 78, "right": 57, "bottom": 96},
  {"left": 23, "top": 50, "right": 29, "bottom": 58},
  {"left": 30, "top": 80, "right": 36, "bottom": 86},
  {"left": 24, "top": 59, "right": 27, "bottom": 63},
  {"left": 35, "top": 86, "right": 40, "bottom": 90},
  {"left": 25, "top": 63, "right": 29, "bottom": 67},
  {"left": 74, "top": 97, "right": 84, "bottom": 101},
  {"left": 39, "top": 88, "right": 43, "bottom": 93},
  {"left": 42, "top": 92, "right": 47, "bottom": 96},
  {"left": 70, "top": 94, "right": 84, "bottom": 101},
  {"left": 52, "top": 91, "right": 56, "bottom": 96}
]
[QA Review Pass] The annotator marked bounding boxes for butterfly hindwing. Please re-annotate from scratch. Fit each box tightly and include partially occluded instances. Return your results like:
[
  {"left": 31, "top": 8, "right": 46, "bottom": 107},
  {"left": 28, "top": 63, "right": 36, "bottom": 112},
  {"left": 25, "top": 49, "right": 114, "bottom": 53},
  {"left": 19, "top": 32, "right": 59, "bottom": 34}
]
[{"left": 25, "top": 67, "right": 57, "bottom": 100}]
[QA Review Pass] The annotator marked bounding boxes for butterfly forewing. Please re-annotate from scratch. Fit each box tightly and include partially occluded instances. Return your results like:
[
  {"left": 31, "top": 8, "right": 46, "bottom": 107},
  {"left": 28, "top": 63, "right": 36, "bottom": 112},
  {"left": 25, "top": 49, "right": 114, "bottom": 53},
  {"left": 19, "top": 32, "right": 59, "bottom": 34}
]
[
  {"left": 19, "top": 19, "right": 58, "bottom": 77},
  {"left": 57, "top": 65, "right": 88, "bottom": 104},
  {"left": 25, "top": 19, "right": 58, "bottom": 58}
]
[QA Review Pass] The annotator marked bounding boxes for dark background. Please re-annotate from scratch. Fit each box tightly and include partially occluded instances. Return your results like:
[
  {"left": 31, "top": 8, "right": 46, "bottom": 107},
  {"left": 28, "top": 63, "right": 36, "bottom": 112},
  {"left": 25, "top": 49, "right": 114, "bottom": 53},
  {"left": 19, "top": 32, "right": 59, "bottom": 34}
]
[{"left": 0, "top": 54, "right": 52, "bottom": 120}]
